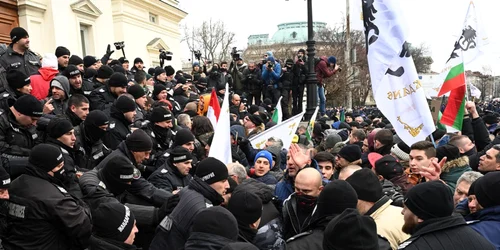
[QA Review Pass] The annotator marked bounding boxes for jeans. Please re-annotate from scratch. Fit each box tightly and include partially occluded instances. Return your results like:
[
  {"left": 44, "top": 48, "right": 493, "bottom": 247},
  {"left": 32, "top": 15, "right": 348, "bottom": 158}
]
[{"left": 317, "top": 85, "right": 326, "bottom": 115}]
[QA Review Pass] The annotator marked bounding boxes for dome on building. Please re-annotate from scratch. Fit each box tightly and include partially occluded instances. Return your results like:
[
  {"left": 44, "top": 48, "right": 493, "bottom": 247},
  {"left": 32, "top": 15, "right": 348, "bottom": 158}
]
[{"left": 271, "top": 21, "right": 327, "bottom": 44}]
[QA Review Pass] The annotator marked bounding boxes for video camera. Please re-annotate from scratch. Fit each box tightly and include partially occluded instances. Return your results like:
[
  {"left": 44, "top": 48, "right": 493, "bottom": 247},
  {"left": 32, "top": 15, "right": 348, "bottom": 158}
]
[
  {"left": 231, "top": 47, "right": 243, "bottom": 61},
  {"left": 114, "top": 42, "right": 125, "bottom": 50},
  {"left": 267, "top": 61, "right": 274, "bottom": 69},
  {"left": 159, "top": 49, "right": 173, "bottom": 61},
  {"left": 194, "top": 50, "right": 202, "bottom": 61}
]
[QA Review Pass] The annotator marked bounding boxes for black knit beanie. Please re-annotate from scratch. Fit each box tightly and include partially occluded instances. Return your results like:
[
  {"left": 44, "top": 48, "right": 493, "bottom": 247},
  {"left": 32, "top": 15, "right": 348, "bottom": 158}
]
[
  {"left": 108, "top": 72, "right": 128, "bottom": 87},
  {"left": 96, "top": 65, "right": 114, "bottom": 79},
  {"left": 472, "top": 172, "right": 500, "bottom": 208},
  {"left": 127, "top": 84, "right": 145, "bottom": 99},
  {"left": 165, "top": 65, "right": 175, "bottom": 76},
  {"left": 436, "top": 144, "right": 461, "bottom": 162},
  {"left": 47, "top": 117, "right": 73, "bottom": 139},
  {"left": 346, "top": 168, "right": 382, "bottom": 202},
  {"left": 169, "top": 146, "right": 193, "bottom": 164},
  {"left": 69, "top": 55, "right": 84, "bottom": 66},
  {"left": 14, "top": 95, "right": 43, "bottom": 117},
  {"left": 111, "top": 65, "right": 126, "bottom": 75},
  {"left": 83, "top": 56, "right": 98, "bottom": 68},
  {"left": 316, "top": 180, "right": 358, "bottom": 218},
  {"left": 195, "top": 157, "right": 229, "bottom": 185},
  {"left": 92, "top": 202, "right": 136, "bottom": 242},
  {"left": 114, "top": 96, "right": 136, "bottom": 113},
  {"left": 248, "top": 114, "right": 263, "bottom": 127},
  {"left": 29, "top": 144, "right": 64, "bottom": 172},
  {"left": 133, "top": 57, "right": 143, "bottom": 64},
  {"left": 63, "top": 65, "right": 81, "bottom": 79},
  {"left": 404, "top": 180, "right": 453, "bottom": 220},
  {"left": 154, "top": 67, "right": 166, "bottom": 77},
  {"left": 173, "top": 128, "right": 195, "bottom": 147},
  {"left": 7, "top": 69, "right": 30, "bottom": 89},
  {"left": 338, "top": 144, "right": 362, "bottom": 163},
  {"left": 100, "top": 155, "right": 136, "bottom": 185},
  {"left": 55, "top": 46, "right": 71, "bottom": 58},
  {"left": 323, "top": 208, "right": 379, "bottom": 250},
  {"left": 191, "top": 206, "right": 238, "bottom": 240},
  {"left": 125, "top": 129, "right": 152, "bottom": 152},
  {"left": 149, "top": 107, "right": 173, "bottom": 123},
  {"left": 10, "top": 27, "right": 28, "bottom": 44},
  {"left": 153, "top": 84, "right": 167, "bottom": 99},
  {"left": 228, "top": 189, "right": 263, "bottom": 225}
]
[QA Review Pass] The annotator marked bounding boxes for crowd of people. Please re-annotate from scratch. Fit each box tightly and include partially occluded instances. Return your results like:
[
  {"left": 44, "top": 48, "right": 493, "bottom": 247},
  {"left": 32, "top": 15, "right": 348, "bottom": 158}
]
[{"left": 0, "top": 26, "right": 498, "bottom": 250}]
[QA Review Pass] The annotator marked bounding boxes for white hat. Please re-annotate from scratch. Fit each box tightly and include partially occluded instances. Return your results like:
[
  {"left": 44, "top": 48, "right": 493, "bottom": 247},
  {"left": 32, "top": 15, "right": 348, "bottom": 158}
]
[{"left": 42, "top": 53, "right": 58, "bottom": 69}]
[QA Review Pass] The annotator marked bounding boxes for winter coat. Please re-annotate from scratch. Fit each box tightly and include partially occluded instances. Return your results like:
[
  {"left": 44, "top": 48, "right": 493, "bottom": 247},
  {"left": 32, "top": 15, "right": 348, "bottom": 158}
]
[
  {"left": 102, "top": 106, "right": 132, "bottom": 150},
  {"left": 184, "top": 232, "right": 236, "bottom": 250},
  {"left": 70, "top": 79, "right": 95, "bottom": 97},
  {"left": 42, "top": 75, "right": 70, "bottom": 116},
  {"left": 238, "top": 178, "right": 280, "bottom": 227},
  {"left": 89, "top": 84, "right": 118, "bottom": 111},
  {"left": 30, "top": 67, "right": 58, "bottom": 100},
  {"left": 252, "top": 171, "right": 278, "bottom": 185},
  {"left": 242, "top": 67, "right": 262, "bottom": 92},
  {"left": 388, "top": 174, "right": 414, "bottom": 195},
  {"left": 89, "top": 235, "right": 138, "bottom": 250},
  {"left": 467, "top": 205, "right": 500, "bottom": 249},
  {"left": 148, "top": 160, "right": 192, "bottom": 193},
  {"left": 254, "top": 217, "right": 286, "bottom": 250},
  {"left": 149, "top": 176, "right": 224, "bottom": 250},
  {"left": 365, "top": 196, "right": 409, "bottom": 249},
  {"left": 440, "top": 156, "right": 472, "bottom": 192},
  {"left": 398, "top": 215, "right": 495, "bottom": 250},
  {"left": 0, "top": 109, "right": 38, "bottom": 179},
  {"left": 95, "top": 142, "right": 172, "bottom": 207},
  {"left": 230, "top": 62, "right": 247, "bottom": 93},
  {"left": 0, "top": 46, "right": 41, "bottom": 77},
  {"left": 73, "top": 124, "right": 111, "bottom": 171},
  {"left": 286, "top": 216, "right": 332, "bottom": 250},
  {"left": 314, "top": 56, "right": 336, "bottom": 86},
  {"left": 262, "top": 57, "right": 281, "bottom": 88},
  {"left": 282, "top": 193, "right": 314, "bottom": 240},
  {"left": 2, "top": 165, "right": 92, "bottom": 250}
]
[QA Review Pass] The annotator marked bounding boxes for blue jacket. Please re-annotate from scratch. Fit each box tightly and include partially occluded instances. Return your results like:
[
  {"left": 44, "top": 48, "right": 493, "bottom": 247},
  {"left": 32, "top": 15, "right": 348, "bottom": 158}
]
[
  {"left": 262, "top": 56, "right": 281, "bottom": 87},
  {"left": 467, "top": 205, "right": 500, "bottom": 249},
  {"left": 254, "top": 172, "right": 278, "bottom": 185}
]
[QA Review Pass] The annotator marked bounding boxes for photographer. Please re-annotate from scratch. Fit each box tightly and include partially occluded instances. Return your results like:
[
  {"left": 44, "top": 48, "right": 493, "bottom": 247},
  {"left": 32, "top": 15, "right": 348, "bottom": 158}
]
[
  {"left": 261, "top": 56, "right": 281, "bottom": 105},
  {"left": 229, "top": 49, "right": 247, "bottom": 95},
  {"left": 315, "top": 56, "right": 340, "bottom": 116},
  {"left": 207, "top": 62, "right": 232, "bottom": 93},
  {"left": 292, "top": 49, "right": 308, "bottom": 115},
  {"left": 242, "top": 62, "right": 262, "bottom": 105},
  {"left": 279, "top": 59, "right": 294, "bottom": 120}
]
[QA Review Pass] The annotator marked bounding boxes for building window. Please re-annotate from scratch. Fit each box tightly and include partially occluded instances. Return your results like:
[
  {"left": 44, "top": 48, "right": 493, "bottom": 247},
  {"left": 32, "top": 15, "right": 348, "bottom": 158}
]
[
  {"left": 149, "top": 13, "right": 158, "bottom": 24},
  {"left": 80, "top": 24, "right": 90, "bottom": 56}
]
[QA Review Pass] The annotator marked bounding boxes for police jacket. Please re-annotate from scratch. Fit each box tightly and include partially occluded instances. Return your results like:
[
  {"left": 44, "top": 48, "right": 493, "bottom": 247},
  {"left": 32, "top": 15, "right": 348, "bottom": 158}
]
[
  {"left": 96, "top": 141, "right": 171, "bottom": 208},
  {"left": 148, "top": 160, "right": 192, "bottom": 193},
  {"left": 89, "top": 84, "right": 118, "bottom": 111},
  {"left": 74, "top": 124, "right": 110, "bottom": 171},
  {"left": 398, "top": 215, "right": 495, "bottom": 250},
  {"left": 102, "top": 106, "right": 132, "bottom": 150},
  {"left": 89, "top": 235, "right": 138, "bottom": 250},
  {"left": 149, "top": 176, "right": 224, "bottom": 250},
  {"left": 2, "top": 164, "right": 92, "bottom": 250},
  {"left": 0, "top": 46, "right": 41, "bottom": 77},
  {"left": 0, "top": 109, "right": 38, "bottom": 179},
  {"left": 70, "top": 80, "right": 95, "bottom": 97}
]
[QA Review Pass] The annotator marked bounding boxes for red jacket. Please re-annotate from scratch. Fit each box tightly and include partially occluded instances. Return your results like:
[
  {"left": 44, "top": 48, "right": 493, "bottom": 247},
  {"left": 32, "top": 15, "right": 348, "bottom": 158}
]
[
  {"left": 30, "top": 67, "right": 59, "bottom": 100},
  {"left": 314, "top": 56, "right": 337, "bottom": 86}
]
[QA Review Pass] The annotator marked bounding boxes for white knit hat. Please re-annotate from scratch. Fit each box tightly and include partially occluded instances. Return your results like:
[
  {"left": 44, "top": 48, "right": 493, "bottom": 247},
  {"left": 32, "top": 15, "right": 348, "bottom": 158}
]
[
  {"left": 391, "top": 142, "right": 410, "bottom": 161},
  {"left": 42, "top": 53, "right": 58, "bottom": 69}
]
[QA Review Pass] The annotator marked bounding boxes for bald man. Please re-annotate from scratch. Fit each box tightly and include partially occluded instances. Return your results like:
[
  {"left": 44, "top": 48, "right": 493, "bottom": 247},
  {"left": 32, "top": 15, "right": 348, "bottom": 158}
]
[
  {"left": 338, "top": 165, "right": 362, "bottom": 180},
  {"left": 282, "top": 167, "right": 323, "bottom": 240}
]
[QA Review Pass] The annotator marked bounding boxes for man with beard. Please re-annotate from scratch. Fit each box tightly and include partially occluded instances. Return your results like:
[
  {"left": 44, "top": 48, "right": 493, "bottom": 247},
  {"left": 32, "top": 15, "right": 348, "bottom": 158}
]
[
  {"left": 63, "top": 64, "right": 94, "bottom": 97},
  {"left": 398, "top": 181, "right": 495, "bottom": 249},
  {"left": 150, "top": 157, "right": 230, "bottom": 250},
  {"left": 2, "top": 144, "right": 92, "bottom": 250},
  {"left": 65, "top": 94, "right": 89, "bottom": 126},
  {"left": 45, "top": 117, "right": 84, "bottom": 198},
  {"left": 103, "top": 95, "right": 136, "bottom": 150},
  {"left": 130, "top": 57, "right": 144, "bottom": 75},
  {"left": 89, "top": 72, "right": 128, "bottom": 111},
  {"left": 68, "top": 55, "right": 84, "bottom": 72},
  {"left": 55, "top": 46, "right": 70, "bottom": 73},
  {"left": 43, "top": 75, "right": 70, "bottom": 116},
  {"left": 282, "top": 168, "right": 323, "bottom": 240},
  {"left": 0, "top": 27, "right": 41, "bottom": 76},
  {"left": 91, "top": 65, "right": 114, "bottom": 89},
  {"left": 73, "top": 110, "right": 111, "bottom": 170},
  {"left": 143, "top": 107, "right": 174, "bottom": 168},
  {"left": 148, "top": 146, "right": 193, "bottom": 193}
]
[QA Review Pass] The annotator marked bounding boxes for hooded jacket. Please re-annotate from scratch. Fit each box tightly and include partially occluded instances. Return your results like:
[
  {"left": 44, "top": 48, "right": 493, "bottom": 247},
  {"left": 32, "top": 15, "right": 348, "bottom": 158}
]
[
  {"left": 314, "top": 56, "right": 337, "bottom": 86},
  {"left": 439, "top": 156, "right": 472, "bottom": 192},
  {"left": 467, "top": 205, "right": 500, "bottom": 249},
  {"left": 30, "top": 67, "right": 59, "bottom": 100},
  {"left": 44, "top": 75, "right": 70, "bottom": 116},
  {"left": 262, "top": 56, "right": 281, "bottom": 88}
]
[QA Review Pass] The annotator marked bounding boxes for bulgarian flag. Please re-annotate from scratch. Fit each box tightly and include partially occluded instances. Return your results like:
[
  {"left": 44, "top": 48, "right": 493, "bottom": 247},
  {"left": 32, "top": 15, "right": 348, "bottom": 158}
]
[
  {"left": 207, "top": 89, "right": 220, "bottom": 129},
  {"left": 438, "top": 62, "right": 466, "bottom": 130},
  {"left": 271, "top": 96, "right": 283, "bottom": 124}
]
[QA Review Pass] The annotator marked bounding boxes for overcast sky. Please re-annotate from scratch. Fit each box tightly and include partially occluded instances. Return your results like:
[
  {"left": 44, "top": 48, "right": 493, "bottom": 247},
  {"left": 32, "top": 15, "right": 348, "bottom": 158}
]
[{"left": 178, "top": 0, "right": 500, "bottom": 74}]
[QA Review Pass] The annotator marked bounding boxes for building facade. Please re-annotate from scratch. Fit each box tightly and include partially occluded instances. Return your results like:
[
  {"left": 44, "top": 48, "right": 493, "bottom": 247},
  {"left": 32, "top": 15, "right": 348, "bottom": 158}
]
[{"left": 1, "top": 0, "right": 186, "bottom": 69}]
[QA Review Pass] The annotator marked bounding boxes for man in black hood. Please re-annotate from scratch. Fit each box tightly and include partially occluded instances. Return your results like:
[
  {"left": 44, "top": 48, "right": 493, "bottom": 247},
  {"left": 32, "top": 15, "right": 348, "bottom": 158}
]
[
  {"left": 74, "top": 110, "right": 111, "bottom": 170},
  {"left": 103, "top": 95, "right": 136, "bottom": 150}
]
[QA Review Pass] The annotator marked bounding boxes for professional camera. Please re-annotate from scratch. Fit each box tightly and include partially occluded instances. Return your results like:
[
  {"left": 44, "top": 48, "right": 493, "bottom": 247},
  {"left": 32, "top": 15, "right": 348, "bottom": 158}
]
[
  {"left": 231, "top": 47, "right": 242, "bottom": 61},
  {"left": 194, "top": 50, "right": 202, "bottom": 61},
  {"left": 114, "top": 42, "right": 125, "bottom": 50},
  {"left": 159, "top": 49, "right": 173, "bottom": 61},
  {"left": 267, "top": 62, "right": 274, "bottom": 69}
]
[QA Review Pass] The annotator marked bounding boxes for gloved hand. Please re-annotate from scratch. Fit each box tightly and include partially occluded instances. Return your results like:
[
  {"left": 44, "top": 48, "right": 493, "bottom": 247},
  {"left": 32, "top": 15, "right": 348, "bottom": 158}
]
[
  {"left": 106, "top": 44, "right": 114, "bottom": 57},
  {"left": 157, "top": 193, "right": 180, "bottom": 222},
  {"left": 237, "top": 136, "right": 249, "bottom": 147}
]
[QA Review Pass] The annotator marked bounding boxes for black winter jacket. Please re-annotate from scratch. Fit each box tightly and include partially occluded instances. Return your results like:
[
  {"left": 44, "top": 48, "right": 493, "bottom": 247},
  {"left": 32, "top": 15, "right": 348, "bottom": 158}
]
[
  {"left": 242, "top": 68, "right": 262, "bottom": 92},
  {"left": 0, "top": 46, "right": 40, "bottom": 77},
  {"left": 2, "top": 165, "right": 92, "bottom": 250},
  {"left": 89, "top": 84, "right": 118, "bottom": 111},
  {"left": 184, "top": 232, "right": 236, "bottom": 250},
  {"left": 74, "top": 124, "right": 111, "bottom": 171},
  {"left": 148, "top": 161, "right": 192, "bottom": 193},
  {"left": 103, "top": 106, "right": 132, "bottom": 150},
  {"left": 398, "top": 215, "right": 495, "bottom": 250},
  {"left": 89, "top": 235, "right": 138, "bottom": 250}
]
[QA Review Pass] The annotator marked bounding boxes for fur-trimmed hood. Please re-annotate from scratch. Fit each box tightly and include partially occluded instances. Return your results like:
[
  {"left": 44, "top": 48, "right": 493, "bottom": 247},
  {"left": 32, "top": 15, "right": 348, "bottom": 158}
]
[{"left": 441, "top": 156, "right": 469, "bottom": 173}]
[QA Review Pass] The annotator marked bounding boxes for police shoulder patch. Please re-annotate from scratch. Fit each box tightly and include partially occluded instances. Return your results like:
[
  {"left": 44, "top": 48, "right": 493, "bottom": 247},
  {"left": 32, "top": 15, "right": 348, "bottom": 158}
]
[
  {"left": 99, "top": 88, "right": 105, "bottom": 93},
  {"left": 160, "top": 168, "right": 168, "bottom": 174},
  {"left": 98, "top": 181, "right": 107, "bottom": 190}
]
